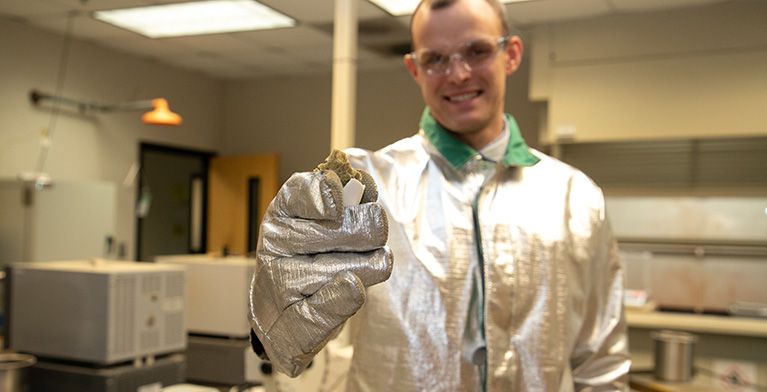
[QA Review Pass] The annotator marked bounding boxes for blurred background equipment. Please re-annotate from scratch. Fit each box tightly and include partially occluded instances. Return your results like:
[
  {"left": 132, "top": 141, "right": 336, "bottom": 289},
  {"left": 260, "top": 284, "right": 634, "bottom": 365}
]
[
  {"left": 154, "top": 253, "right": 355, "bottom": 392},
  {"left": 650, "top": 330, "right": 698, "bottom": 383},
  {"left": 5, "top": 259, "right": 188, "bottom": 391},
  {"left": 0, "top": 352, "right": 36, "bottom": 392},
  {"left": 155, "top": 254, "right": 264, "bottom": 386},
  {"left": 0, "top": 179, "right": 117, "bottom": 264},
  {"left": 0, "top": 179, "right": 117, "bottom": 323}
]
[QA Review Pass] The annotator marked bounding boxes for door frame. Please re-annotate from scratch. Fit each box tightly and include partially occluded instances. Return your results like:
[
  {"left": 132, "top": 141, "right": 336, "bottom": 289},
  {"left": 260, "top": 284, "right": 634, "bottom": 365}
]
[{"left": 135, "top": 142, "right": 215, "bottom": 261}]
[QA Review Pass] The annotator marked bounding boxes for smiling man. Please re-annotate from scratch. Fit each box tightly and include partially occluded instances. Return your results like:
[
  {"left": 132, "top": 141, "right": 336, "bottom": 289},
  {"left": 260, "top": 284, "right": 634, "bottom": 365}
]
[
  {"left": 249, "top": 0, "right": 631, "bottom": 390},
  {"left": 405, "top": 0, "right": 520, "bottom": 150}
]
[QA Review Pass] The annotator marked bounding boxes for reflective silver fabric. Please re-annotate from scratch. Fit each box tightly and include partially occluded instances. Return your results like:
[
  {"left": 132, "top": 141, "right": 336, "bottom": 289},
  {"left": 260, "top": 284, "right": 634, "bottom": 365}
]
[
  {"left": 249, "top": 170, "right": 393, "bottom": 377},
  {"left": 343, "top": 131, "right": 630, "bottom": 391}
]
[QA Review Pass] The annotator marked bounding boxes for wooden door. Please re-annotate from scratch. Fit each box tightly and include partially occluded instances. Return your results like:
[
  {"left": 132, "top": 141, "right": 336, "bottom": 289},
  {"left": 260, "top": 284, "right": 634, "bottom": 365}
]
[{"left": 207, "top": 154, "right": 280, "bottom": 256}]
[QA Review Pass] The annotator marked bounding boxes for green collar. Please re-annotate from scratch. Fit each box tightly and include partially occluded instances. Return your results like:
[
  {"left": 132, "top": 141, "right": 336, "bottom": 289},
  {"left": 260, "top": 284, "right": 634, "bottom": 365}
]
[{"left": 420, "top": 107, "right": 540, "bottom": 170}]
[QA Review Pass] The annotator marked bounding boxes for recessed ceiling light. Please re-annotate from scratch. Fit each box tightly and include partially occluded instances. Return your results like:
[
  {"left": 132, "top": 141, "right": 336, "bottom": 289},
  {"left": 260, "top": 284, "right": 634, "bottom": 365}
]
[
  {"left": 369, "top": 0, "right": 535, "bottom": 17},
  {"left": 93, "top": 0, "right": 296, "bottom": 39}
]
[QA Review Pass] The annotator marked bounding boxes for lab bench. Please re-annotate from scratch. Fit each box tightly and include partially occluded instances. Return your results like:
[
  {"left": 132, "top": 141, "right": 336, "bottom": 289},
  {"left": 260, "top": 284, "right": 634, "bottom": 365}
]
[{"left": 626, "top": 309, "right": 767, "bottom": 391}]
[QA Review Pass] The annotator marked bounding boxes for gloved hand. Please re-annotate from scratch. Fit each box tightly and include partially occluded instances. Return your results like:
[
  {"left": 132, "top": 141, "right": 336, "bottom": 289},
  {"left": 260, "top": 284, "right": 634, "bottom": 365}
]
[{"left": 249, "top": 168, "right": 393, "bottom": 377}]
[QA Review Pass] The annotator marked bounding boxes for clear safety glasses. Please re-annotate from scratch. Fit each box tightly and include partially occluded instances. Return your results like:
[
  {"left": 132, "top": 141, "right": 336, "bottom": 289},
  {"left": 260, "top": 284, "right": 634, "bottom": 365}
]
[{"left": 409, "top": 35, "right": 511, "bottom": 77}]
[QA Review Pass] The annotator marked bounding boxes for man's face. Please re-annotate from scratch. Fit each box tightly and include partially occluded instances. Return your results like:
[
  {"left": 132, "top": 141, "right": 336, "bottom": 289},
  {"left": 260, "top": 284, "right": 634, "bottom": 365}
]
[{"left": 405, "top": 0, "right": 522, "bottom": 148}]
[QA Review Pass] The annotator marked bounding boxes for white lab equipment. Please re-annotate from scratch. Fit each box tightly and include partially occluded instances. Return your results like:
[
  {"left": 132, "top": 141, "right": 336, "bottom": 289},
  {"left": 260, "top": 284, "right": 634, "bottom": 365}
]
[
  {"left": 154, "top": 254, "right": 253, "bottom": 337},
  {"left": 7, "top": 259, "right": 187, "bottom": 365},
  {"left": 0, "top": 179, "right": 117, "bottom": 265},
  {"left": 154, "top": 254, "right": 265, "bottom": 386}
]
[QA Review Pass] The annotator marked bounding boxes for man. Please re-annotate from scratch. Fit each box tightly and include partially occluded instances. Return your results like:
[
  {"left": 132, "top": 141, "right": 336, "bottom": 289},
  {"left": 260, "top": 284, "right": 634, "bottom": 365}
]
[{"left": 249, "top": 0, "right": 631, "bottom": 390}]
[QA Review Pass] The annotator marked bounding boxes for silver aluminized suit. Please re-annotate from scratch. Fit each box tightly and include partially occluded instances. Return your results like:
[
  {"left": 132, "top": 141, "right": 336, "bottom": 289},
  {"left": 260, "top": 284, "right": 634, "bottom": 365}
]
[{"left": 342, "top": 108, "right": 630, "bottom": 391}]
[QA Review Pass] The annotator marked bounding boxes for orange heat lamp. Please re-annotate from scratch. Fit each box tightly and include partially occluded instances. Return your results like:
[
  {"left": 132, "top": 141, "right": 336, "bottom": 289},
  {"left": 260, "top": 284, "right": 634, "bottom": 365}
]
[
  {"left": 30, "top": 90, "right": 183, "bottom": 126},
  {"left": 142, "top": 98, "right": 182, "bottom": 126}
]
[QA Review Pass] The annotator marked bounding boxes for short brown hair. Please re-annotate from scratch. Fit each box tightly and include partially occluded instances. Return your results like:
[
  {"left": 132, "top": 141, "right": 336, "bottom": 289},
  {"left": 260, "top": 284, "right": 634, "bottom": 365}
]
[{"left": 409, "top": 0, "right": 511, "bottom": 44}]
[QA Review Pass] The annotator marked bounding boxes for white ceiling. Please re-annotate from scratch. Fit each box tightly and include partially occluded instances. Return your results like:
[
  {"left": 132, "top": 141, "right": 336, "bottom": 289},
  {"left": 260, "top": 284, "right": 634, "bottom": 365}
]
[{"left": 0, "top": 0, "right": 737, "bottom": 80}]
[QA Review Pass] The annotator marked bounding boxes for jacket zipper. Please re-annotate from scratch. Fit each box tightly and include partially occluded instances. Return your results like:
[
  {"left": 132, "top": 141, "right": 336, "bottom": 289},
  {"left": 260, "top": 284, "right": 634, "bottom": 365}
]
[{"left": 472, "top": 187, "right": 488, "bottom": 392}]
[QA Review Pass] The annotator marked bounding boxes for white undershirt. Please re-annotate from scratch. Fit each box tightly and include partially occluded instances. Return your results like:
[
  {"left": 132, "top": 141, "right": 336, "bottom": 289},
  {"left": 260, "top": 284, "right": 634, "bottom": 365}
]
[{"left": 478, "top": 121, "right": 509, "bottom": 163}]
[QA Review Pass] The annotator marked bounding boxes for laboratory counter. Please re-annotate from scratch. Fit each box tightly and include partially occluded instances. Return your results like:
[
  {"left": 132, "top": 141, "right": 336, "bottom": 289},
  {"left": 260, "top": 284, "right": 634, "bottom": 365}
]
[{"left": 626, "top": 308, "right": 767, "bottom": 391}]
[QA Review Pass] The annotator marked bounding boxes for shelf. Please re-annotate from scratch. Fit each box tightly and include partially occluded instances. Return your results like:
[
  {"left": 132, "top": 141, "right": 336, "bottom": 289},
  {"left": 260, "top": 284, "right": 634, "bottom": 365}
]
[{"left": 626, "top": 309, "right": 767, "bottom": 338}]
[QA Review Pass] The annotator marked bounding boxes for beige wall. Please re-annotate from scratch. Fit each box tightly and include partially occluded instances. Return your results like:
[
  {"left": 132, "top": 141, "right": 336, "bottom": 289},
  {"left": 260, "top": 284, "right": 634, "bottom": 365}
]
[
  {"left": 531, "top": 1, "right": 767, "bottom": 144},
  {"left": 221, "top": 69, "right": 429, "bottom": 182},
  {"left": 0, "top": 17, "right": 224, "bottom": 260}
]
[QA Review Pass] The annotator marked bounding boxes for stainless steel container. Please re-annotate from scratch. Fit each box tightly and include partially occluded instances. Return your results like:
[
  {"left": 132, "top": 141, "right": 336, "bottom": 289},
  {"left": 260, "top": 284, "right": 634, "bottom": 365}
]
[
  {"left": 650, "top": 330, "right": 698, "bottom": 382},
  {"left": 0, "top": 353, "right": 36, "bottom": 392}
]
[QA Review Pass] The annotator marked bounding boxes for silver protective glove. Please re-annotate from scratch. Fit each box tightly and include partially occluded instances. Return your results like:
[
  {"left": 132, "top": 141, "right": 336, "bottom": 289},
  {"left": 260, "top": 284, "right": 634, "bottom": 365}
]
[{"left": 249, "top": 168, "right": 393, "bottom": 377}]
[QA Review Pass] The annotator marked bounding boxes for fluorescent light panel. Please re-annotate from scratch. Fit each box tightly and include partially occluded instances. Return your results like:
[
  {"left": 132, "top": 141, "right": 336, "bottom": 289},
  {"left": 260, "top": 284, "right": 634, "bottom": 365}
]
[
  {"left": 93, "top": 0, "right": 296, "bottom": 39},
  {"left": 369, "top": 0, "right": 535, "bottom": 17}
]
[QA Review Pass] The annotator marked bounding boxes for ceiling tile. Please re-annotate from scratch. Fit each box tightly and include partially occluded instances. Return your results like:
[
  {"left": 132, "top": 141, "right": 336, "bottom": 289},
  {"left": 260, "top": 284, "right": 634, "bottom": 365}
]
[
  {"left": 257, "top": 0, "right": 336, "bottom": 24},
  {"left": 161, "top": 33, "right": 267, "bottom": 54},
  {"left": 47, "top": 0, "right": 189, "bottom": 11},
  {"left": 105, "top": 37, "right": 196, "bottom": 61},
  {"left": 506, "top": 0, "right": 612, "bottom": 26},
  {"left": 258, "top": 0, "right": 391, "bottom": 24},
  {"left": 0, "top": 0, "right": 69, "bottom": 17},
  {"left": 160, "top": 55, "right": 256, "bottom": 79},
  {"left": 232, "top": 25, "right": 334, "bottom": 49}
]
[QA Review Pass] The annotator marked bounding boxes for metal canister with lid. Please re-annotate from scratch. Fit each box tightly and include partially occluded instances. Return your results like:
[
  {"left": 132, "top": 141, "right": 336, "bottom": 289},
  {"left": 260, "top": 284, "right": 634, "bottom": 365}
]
[{"left": 650, "top": 329, "right": 698, "bottom": 382}]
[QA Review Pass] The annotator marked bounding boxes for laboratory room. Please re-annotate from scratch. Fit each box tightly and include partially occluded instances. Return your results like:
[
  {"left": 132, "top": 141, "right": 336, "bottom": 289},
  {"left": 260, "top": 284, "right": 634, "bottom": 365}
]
[{"left": 0, "top": 0, "right": 766, "bottom": 391}]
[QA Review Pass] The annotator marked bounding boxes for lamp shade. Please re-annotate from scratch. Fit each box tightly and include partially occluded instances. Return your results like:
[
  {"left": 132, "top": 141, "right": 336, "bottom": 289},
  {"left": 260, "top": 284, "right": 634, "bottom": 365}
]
[{"left": 142, "top": 98, "right": 182, "bottom": 126}]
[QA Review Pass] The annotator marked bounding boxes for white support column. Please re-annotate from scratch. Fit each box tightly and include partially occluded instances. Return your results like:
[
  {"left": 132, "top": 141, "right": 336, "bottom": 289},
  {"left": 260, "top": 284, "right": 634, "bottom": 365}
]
[{"left": 330, "top": 0, "right": 358, "bottom": 151}]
